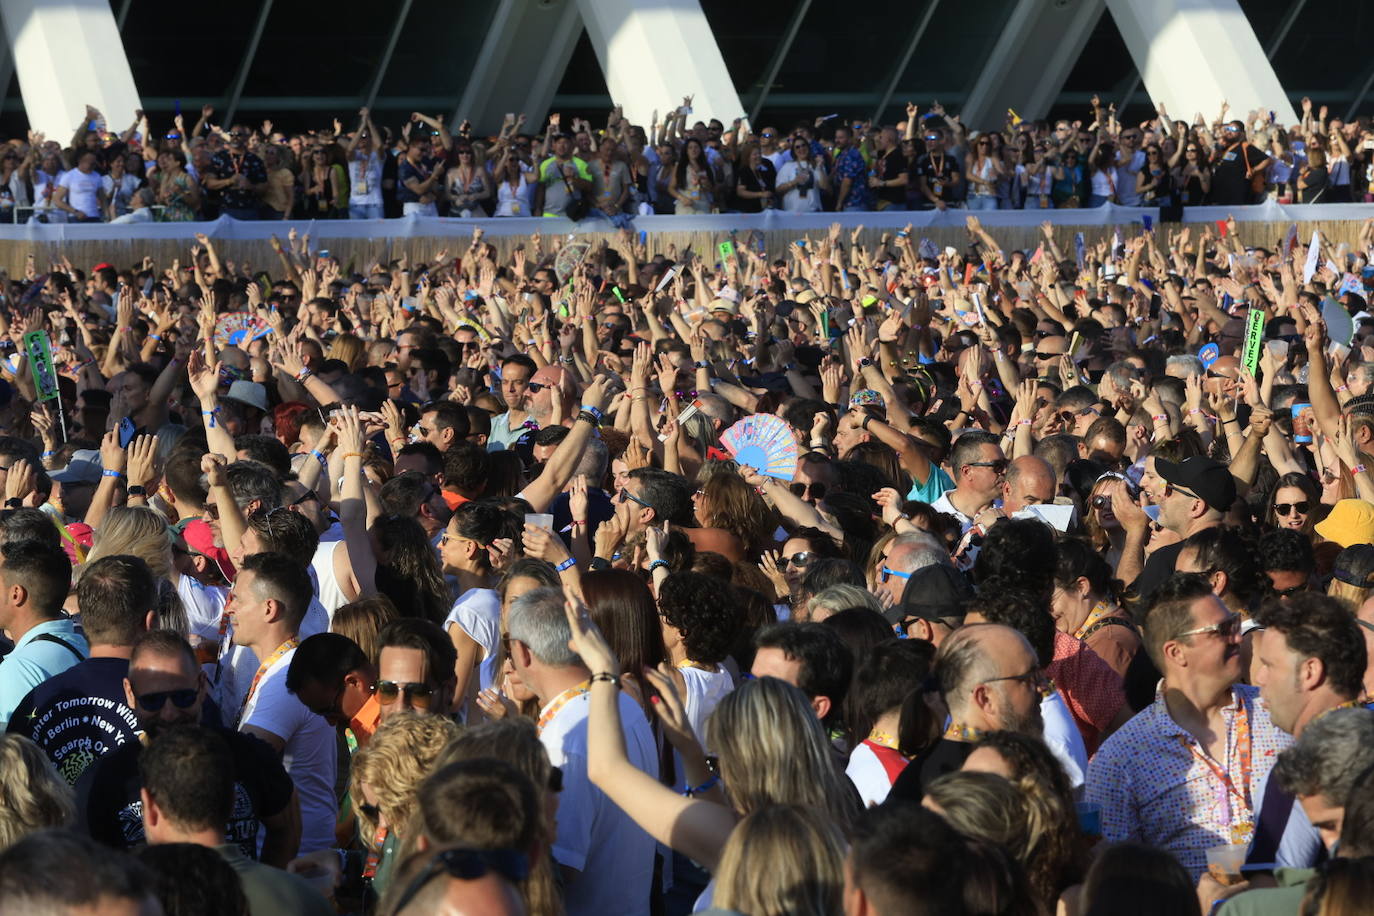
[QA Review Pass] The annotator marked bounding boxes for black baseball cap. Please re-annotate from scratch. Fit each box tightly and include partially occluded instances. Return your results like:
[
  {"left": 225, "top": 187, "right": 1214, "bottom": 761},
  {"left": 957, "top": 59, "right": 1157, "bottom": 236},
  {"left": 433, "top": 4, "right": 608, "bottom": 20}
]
[
  {"left": 890, "top": 564, "right": 971, "bottom": 627},
  {"left": 1155, "top": 456, "right": 1236, "bottom": 513}
]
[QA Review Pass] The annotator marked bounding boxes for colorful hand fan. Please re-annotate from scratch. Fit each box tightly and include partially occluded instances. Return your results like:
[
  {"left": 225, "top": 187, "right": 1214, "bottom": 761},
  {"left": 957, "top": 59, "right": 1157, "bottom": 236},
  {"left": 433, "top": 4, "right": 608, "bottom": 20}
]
[
  {"left": 213, "top": 312, "right": 272, "bottom": 349},
  {"left": 719, "top": 413, "right": 798, "bottom": 481},
  {"left": 554, "top": 242, "right": 591, "bottom": 284}
]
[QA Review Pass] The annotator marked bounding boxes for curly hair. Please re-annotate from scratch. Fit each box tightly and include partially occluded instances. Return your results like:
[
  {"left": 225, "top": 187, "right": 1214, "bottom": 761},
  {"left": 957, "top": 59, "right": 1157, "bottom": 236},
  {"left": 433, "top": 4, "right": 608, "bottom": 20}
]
[
  {"left": 351, "top": 712, "right": 462, "bottom": 847},
  {"left": 0, "top": 735, "right": 74, "bottom": 851},
  {"left": 657, "top": 571, "right": 741, "bottom": 666},
  {"left": 970, "top": 731, "right": 1082, "bottom": 906},
  {"left": 973, "top": 519, "right": 1059, "bottom": 602}
]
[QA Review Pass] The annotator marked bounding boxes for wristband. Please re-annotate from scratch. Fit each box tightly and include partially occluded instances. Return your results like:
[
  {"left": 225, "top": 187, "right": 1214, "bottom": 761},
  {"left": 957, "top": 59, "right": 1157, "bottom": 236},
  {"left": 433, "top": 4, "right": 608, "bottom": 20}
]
[
  {"left": 1338, "top": 385, "right": 1350, "bottom": 393},
  {"left": 683, "top": 774, "right": 720, "bottom": 797},
  {"left": 40, "top": 450, "right": 54, "bottom": 459},
  {"left": 1017, "top": 419, "right": 1033, "bottom": 427},
  {"left": 588, "top": 557, "right": 611, "bottom": 572},
  {"left": 571, "top": 519, "right": 587, "bottom": 527},
  {"left": 580, "top": 405, "right": 604, "bottom": 422},
  {"left": 127, "top": 485, "right": 147, "bottom": 498},
  {"left": 555, "top": 557, "right": 576, "bottom": 572},
  {"left": 102, "top": 469, "right": 126, "bottom": 480},
  {"left": 202, "top": 408, "right": 218, "bottom": 429},
  {"left": 3, "top": 498, "right": 21, "bottom": 509},
  {"left": 576, "top": 410, "right": 601, "bottom": 428},
  {"left": 648, "top": 559, "right": 670, "bottom": 574},
  {"left": 1187, "top": 408, "right": 1203, "bottom": 415},
  {"left": 1355, "top": 465, "right": 1368, "bottom": 475},
  {"left": 309, "top": 449, "right": 328, "bottom": 469},
  {"left": 589, "top": 671, "right": 621, "bottom": 687},
  {"left": 1151, "top": 414, "right": 1167, "bottom": 423},
  {"left": 295, "top": 367, "right": 313, "bottom": 382},
  {"left": 148, "top": 334, "right": 162, "bottom": 341}
]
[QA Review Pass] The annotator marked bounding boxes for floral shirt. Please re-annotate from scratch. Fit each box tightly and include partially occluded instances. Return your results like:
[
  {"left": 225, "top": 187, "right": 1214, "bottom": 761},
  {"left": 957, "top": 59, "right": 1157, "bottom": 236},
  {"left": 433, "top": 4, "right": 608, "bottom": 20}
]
[
  {"left": 834, "top": 146, "right": 870, "bottom": 210},
  {"left": 1085, "top": 683, "right": 1290, "bottom": 878}
]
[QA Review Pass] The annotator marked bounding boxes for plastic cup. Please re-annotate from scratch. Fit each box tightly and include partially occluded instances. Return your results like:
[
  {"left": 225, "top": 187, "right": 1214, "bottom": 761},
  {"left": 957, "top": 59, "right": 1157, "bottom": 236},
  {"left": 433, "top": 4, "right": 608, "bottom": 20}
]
[
  {"left": 1076, "top": 802, "right": 1102, "bottom": 837},
  {"left": 1205, "top": 843, "right": 1247, "bottom": 885},
  {"left": 525, "top": 513, "right": 554, "bottom": 532}
]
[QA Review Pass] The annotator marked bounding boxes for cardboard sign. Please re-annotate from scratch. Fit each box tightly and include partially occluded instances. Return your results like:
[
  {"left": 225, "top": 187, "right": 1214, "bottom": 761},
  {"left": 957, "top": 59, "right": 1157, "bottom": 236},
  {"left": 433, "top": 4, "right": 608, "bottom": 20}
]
[
  {"left": 1241, "top": 308, "right": 1264, "bottom": 376},
  {"left": 23, "top": 331, "right": 58, "bottom": 402}
]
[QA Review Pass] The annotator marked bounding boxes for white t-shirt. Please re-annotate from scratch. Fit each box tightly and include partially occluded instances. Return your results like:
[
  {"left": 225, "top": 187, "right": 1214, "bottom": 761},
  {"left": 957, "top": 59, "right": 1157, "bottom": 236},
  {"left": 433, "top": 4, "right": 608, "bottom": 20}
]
[
  {"left": 58, "top": 168, "right": 104, "bottom": 217},
  {"left": 309, "top": 540, "right": 350, "bottom": 617},
  {"left": 213, "top": 599, "right": 330, "bottom": 714},
  {"left": 32, "top": 169, "right": 65, "bottom": 211},
  {"left": 444, "top": 588, "right": 502, "bottom": 695},
  {"left": 239, "top": 648, "right": 339, "bottom": 854},
  {"left": 678, "top": 664, "right": 733, "bottom": 747},
  {"left": 349, "top": 151, "right": 383, "bottom": 205},
  {"left": 540, "top": 687, "right": 659, "bottom": 916},
  {"left": 177, "top": 574, "right": 227, "bottom": 642},
  {"left": 775, "top": 159, "right": 823, "bottom": 212},
  {"left": 1041, "top": 689, "right": 1087, "bottom": 788}
]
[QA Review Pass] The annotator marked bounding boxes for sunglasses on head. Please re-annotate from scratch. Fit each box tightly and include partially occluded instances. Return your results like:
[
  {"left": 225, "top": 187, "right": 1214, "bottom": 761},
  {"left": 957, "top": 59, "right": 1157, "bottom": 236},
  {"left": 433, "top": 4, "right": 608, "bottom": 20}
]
[
  {"left": 375, "top": 680, "right": 434, "bottom": 708},
  {"left": 136, "top": 689, "right": 198, "bottom": 712},
  {"left": 1274, "top": 501, "right": 1310, "bottom": 516}
]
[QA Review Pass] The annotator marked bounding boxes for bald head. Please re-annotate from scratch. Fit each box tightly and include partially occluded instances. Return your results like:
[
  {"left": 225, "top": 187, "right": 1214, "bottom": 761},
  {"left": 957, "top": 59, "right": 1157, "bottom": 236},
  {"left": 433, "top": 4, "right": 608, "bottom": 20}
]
[
  {"left": 936, "top": 623, "right": 1035, "bottom": 720},
  {"left": 1002, "top": 456, "right": 1056, "bottom": 514}
]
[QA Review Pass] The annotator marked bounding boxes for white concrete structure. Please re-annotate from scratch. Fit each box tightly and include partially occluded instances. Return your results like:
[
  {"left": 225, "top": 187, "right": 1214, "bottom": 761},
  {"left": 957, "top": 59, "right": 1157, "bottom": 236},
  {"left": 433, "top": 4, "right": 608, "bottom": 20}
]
[
  {"left": 1106, "top": 0, "right": 1297, "bottom": 127},
  {"left": 963, "top": 0, "right": 1107, "bottom": 129},
  {"left": 0, "top": 0, "right": 140, "bottom": 140},
  {"left": 575, "top": 0, "right": 744, "bottom": 129}
]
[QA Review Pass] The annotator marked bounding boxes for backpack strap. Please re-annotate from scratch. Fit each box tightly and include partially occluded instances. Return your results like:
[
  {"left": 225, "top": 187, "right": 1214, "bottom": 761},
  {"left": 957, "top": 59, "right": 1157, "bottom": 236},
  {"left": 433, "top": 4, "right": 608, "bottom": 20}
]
[
  {"left": 29, "top": 632, "right": 85, "bottom": 662},
  {"left": 1080, "top": 615, "right": 1137, "bottom": 642}
]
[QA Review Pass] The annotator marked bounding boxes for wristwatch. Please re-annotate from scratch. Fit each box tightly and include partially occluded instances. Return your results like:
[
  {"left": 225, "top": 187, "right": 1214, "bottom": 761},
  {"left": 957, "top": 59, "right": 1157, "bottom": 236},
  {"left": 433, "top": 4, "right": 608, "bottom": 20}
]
[{"left": 127, "top": 485, "right": 148, "bottom": 498}]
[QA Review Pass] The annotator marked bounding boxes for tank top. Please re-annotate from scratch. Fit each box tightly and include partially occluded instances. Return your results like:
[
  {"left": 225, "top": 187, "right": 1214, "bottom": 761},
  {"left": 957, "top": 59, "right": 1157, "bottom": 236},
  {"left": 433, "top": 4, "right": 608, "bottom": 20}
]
[{"left": 310, "top": 540, "right": 350, "bottom": 618}]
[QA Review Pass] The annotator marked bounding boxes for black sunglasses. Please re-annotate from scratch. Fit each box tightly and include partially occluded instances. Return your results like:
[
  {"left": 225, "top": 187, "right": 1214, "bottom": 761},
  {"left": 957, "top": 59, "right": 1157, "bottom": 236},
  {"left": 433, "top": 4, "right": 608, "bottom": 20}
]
[
  {"left": 788, "top": 481, "right": 827, "bottom": 500},
  {"left": 781, "top": 552, "right": 814, "bottom": 568},
  {"left": 964, "top": 459, "right": 1009, "bottom": 474},
  {"left": 1274, "top": 501, "right": 1311, "bottom": 516},
  {"left": 136, "top": 689, "right": 198, "bottom": 712}
]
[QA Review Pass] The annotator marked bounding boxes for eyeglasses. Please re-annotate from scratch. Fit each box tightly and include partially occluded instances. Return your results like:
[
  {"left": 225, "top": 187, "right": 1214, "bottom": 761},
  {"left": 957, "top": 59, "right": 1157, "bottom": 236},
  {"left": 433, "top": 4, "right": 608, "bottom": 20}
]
[
  {"left": 781, "top": 552, "right": 814, "bottom": 568},
  {"left": 879, "top": 565, "right": 913, "bottom": 584},
  {"left": 1176, "top": 612, "right": 1243, "bottom": 641},
  {"left": 136, "top": 689, "right": 198, "bottom": 712},
  {"left": 1274, "top": 501, "right": 1310, "bottom": 516},
  {"left": 788, "top": 481, "right": 827, "bottom": 500},
  {"left": 983, "top": 667, "right": 1049, "bottom": 691},
  {"left": 390, "top": 848, "right": 530, "bottom": 915},
  {"left": 1272, "top": 583, "right": 1307, "bottom": 598},
  {"left": 1164, "top": 481, "right": 1202, "bottom": 501},
  {"left": 761, "top": 133, "right": 776, "bottom": 139},
  {"left": 290, "top": 489, "right": 321, "bottom": 508},
  {"left": 375, "top": 679, "right": 435, "bottom": 708},
  {"left": 1034, "top": 350, "right": 1064, "bottom": 360},
  {"left": 618, "top": 488, "right": 652, "bottom": 510},
  {"left": 963, "top": 459, "right": 1009, "bottom": 475}
]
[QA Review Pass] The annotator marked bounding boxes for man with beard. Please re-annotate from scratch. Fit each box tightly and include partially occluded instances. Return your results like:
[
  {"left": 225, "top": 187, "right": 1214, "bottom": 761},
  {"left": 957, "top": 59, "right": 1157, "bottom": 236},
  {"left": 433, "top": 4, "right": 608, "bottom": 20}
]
[
  {"left": 76, "top": 629, "right": 301, "bottom": 866},
  {"left": 1085, "top": 574, "right": 1291, "bottom": 878},
  {"left": 204, "top": 124, "right": 268, "bottom": 220},
  {"left": 888, "top": 623, "right": 1046, "bottom": 799}
]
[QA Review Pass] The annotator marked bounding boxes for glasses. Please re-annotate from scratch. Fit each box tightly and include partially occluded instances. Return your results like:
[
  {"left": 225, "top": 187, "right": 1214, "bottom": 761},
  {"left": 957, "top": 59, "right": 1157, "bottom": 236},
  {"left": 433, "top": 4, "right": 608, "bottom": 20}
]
[
  {"left": 307, "top": 683, "right": 345, "bottom": 719},
  {"left": 376, "top": 680, "right": 434, "bottom": 708},
  {"left": 390, "top": 848, "right": 530, "bottom": 915},
  {"left": 136, "top": 689, "right": 198, "bottom": 712},
  {"left": 1274, "top": 501, "right": 1310, "bottom": 516},
  {"left": 1164, "top": 481, "right": 1202, "bottom": 501},
  {"left": 526, "top": 382, "right": 546, "bottom": 392},
  {"left": 924, "top": 135, "right": 940, "bottom": 142},
  {"left": 1272, "top": 583, "right": 1307, "bottom": 598},
  {"left": 781, "top": 552, "right": 814, "bottom": 568},
  {"left": 983, "top": 667, "right": 1049, "bottom": 691},
  {"left": 963, "top": 459, "right": 1009, "bottom": 475},
  {"left": 1059, "top": 407, "right": 1099, "bottom": 424},
  {"left": 879, "top": 565, "right": 913, "bottom": 584},
  {"left": 761, "top": 133, "right": 776, "bottom": 139},
  {"left": 788, "top": 481, "right": 827, "bottom": 500},
  {"left": 1176, "top": 612, "right": 1242, "bottom": 641},
  {"left": 1034, "top": 351, "right": 1064, "bottom": 361},
  {"left": 618, "top": 488, "right": 652, "bottom": 510},
  {"left": 290, "top": 489, "right": 321, "bottom": 508}
]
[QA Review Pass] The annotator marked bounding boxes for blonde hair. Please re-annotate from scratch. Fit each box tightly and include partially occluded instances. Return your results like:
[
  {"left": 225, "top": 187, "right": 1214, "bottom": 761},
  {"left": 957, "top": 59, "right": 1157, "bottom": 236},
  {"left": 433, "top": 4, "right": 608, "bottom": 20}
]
[
  {"left": 706, "top": 677, "right": 861, "bottom": 836},
  {"left": 0, "top": 735, "right": 75, "bottom": 851},
  {"left": 808, "top": 584, "right": 883, "bottom": 622},
  {"left": 331, "top": 595, "right": 400, "bottom": 667},
  {"left": 328, "top": 333, "right": 366, "bottom": 372},
  {"left": 924, "top": 771, "right": 1031, "bottom": 868},
  {"left": 1327, "top": 580, "right": 1370, "bottom": 615},
  {"left": 351, "top": 712, "right": 461, "bottom": 846},
  {"left": 83, "top": 506, "right": 172, "bottom": 581},
  {"left": 714, "top": 805, "right": 845, "bottom": 916}
]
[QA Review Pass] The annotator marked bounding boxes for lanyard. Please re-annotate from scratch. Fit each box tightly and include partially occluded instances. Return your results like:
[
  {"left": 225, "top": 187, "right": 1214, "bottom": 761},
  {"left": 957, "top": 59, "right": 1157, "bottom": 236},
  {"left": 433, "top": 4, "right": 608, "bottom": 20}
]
[
  {"left": 362, "top": 825, "right": 388, "bottom": 880},
  {"left": 537, "top": 679, "right": 589, "bottom": 734},
  {"left": 1074, "top": 601, "right": 1116, "bottom": 641},
  {"left": 1180, "top": 696, "right": 1252, "bottom": 822},
  {"left": 235, "top": 638, "right": 299, "bottom": 727},
  {"left": 943, "top": 721, "right": 988, "bottom": 743},
  {"left": 867, "top": 729, "right": 899, "bottom": 750}
]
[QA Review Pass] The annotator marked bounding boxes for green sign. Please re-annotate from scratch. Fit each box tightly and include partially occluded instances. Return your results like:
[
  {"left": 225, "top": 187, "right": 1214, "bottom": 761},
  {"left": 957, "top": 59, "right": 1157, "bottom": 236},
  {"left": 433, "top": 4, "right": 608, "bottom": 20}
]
[
  {"left": 23, "top": 331, "right": 58, "bottom": 402},
  {"left": 1241, "top": 308, "right": 1264, "bottom": 377},
  {"left": 718, "top": 240, "right": 735, "bottom": 263}
]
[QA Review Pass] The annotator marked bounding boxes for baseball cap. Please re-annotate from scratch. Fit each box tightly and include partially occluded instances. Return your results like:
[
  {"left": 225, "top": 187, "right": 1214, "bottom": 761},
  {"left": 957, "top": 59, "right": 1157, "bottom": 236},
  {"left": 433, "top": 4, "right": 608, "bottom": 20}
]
[
  {"left": 1154, "top": 456, "right": 1236, "bottom": 513},
  {"left": 1316, "top": 499, "right": 1374, "bottom": 550},
  {"left": 889, "top": 564, "right": 971, "bottom": 627},
  {"left": 51, "top": 449, "right": 103, "bottom": 484},
  {"left": 1331, "top": 543, "right": 1374, "bottom": 587}
]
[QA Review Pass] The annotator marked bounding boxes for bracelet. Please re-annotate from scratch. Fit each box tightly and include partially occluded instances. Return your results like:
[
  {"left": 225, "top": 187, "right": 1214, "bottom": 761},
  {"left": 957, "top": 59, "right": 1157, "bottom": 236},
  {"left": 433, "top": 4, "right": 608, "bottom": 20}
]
[
  {"left": 571, "top": 519, "right": 587, "bottom": 527},
  {"left": 1187, "top": 408, "right": 1203, "bottom": 415},
  {"left": 1355, "top": 465, "right": 1368, "bottom": 475},
  {"left": 683, "top": 774, "right": 720, "bottom": 797},
  {"left": 102, "top": 469, "right": 125, "bottom": 479},
  {"left": 589, "top": 671, "right": 621, "bottom": 686},
  {"left": 576, "top": 410, "right": 601, "bottom": 428},
  {"left": 40, "top": 450, "right": 54, "bottom": 459},
  {"left": 202, "top": 408, "right": 218, "bottom": 429},
  {"left": 1221, "top": 418, "right": 1237, "bottom": 425},
  {"left": 1338, "top": 385, "right": 1349, "bottom": 393},
  {"left": 295, "top": 367, "right": 313, "bottom": 382},
  {"left": 648, "top": 559, "right": 670, "bottom": 574},
  {"left": 341, "top": 452, "right": 365, "bottom": 460},
  {"left": 148, "top": 334, "right": 162, "bottom": 341},
  {"left": 1151, "top": 414, "right": 1168, "bottom": 423},
  {"left": 580, "top": 405, "right": 604, "bottom": 422},
  {"left": 309, "top": 449, "right": 328, "bottom": 468},
  {"left": 555, "top": 557, "right": 576, "bottom": 572},
  {"left": 860, "top": 415, "right": 872, "bottom": 431}
]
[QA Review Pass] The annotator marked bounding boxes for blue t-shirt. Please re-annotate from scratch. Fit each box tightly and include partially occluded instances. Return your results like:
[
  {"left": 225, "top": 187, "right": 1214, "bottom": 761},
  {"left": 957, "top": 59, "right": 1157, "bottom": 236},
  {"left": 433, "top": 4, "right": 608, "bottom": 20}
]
[
  {"left": 0, "top": 618, "right": 87, "bottom": 730},
  {"left": 907, "top": 464, "right": 955, "bottom": 504},
  {"left": 7, "top": 656, "right": 139, "bottom": 785}
]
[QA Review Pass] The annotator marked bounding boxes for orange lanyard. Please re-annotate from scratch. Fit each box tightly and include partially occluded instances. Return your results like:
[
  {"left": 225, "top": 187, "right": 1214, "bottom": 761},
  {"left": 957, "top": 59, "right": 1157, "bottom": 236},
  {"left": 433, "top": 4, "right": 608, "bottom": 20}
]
[
  {"left": 235, "top": 638, "right": 299, "bottom": 727},
  {"left": 537, "top": 680, "right": 589, "bottom": 734},
  {"left": 1073, "top": 602, "right": 1116, "bottom": 641},
  {"left": 867, "top": 729, "right": 900, "bottom": 750},
  {"left": 1180, "top": 698, "right": 1252, "bottom": 813},
  {"left": 362, "top": 825, "right": 387, "bottom": 880}
]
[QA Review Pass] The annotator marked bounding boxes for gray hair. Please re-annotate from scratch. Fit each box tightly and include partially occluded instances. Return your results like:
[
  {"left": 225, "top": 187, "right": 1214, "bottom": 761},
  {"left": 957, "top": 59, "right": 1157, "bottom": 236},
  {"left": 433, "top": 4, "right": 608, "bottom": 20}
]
[
  {"left": 506, "top": 586, "right": 581, "bottom": 668},
  {"left": 936, "top": 625, "right": 1021, "bottom": 720},
  {"left": 884, "top": 533, "right": 948, "bottom": 576},
  {"left": 221, "top": 460, "right": 283, "bottom": 512},
  {"left": 1165, "top": 354, "right": 1204, "bottom": 378},
  {"left": 1274, "top": 708, "right": 1374, "bottom": 802},
  {"left": 1348, "top": 362, "right": 1374, "bottom": 387},
  {"left": 571, "top": 436, "right": 609, "bottom": 484},
  {"left": 808, "top": 584, "right": 882, "bottom": 619}
]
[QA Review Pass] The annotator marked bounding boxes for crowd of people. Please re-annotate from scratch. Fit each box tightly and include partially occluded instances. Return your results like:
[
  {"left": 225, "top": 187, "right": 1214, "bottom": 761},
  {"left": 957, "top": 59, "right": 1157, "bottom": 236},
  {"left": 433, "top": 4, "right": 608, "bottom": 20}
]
[
  {"left": 0, "top": 162, "right": 1372, "bottom": 916},
  {"left": 6, "top": 95, "right": 1374, "bottom": 225}
]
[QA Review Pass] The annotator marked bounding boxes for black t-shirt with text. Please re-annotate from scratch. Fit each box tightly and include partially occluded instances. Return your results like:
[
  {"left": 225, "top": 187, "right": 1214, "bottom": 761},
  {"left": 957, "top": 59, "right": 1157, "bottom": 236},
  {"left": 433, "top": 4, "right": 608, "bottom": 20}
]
[{"left": 7, "top": 657, "right": 139, "bottom": 785}]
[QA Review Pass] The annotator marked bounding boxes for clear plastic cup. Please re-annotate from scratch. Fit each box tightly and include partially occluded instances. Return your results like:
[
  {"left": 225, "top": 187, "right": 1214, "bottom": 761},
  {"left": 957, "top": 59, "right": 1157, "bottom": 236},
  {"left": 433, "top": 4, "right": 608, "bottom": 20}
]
[
  {"left": 1205, "top": 843, "right": 1248, "bottom": 885},
  {"left": 525, "top": 513, "right": 554, "bottom": 532}
]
